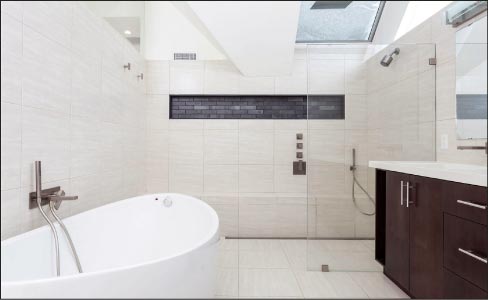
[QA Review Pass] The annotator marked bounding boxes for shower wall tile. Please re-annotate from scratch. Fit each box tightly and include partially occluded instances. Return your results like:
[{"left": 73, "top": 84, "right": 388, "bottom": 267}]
[
  {"left": 274, "top": 165, "right": 307, "bottom": 193},
  {"left": 169, "top": 163, "right": 204, "bottom": 195},
  {"left": 1, "top": 1, "right": 23, "bottom": 20},
  {"left": 145, "top": 45, "right": 378, "bottom": 238},
  {"left": 1, "top": 103, "right": 22, "bottom": 191},
  {"left": 204, "top": 165, "right": 238, "bottom": 194},
  {"left": 169, "top": 130, "right": 204, "bottom": 165},
  {"left": 274, "top": 130, "right": 307, "bottom": 164},
  {"left": 345, "top": 95, "right": 368, "bottom": 130},
  {"left": 308, "top": 130, "right": 345, "bottom": 165},
  {"left": 146, "top": 61, "right": 170, "bottom": 94},
  {"left": 23, "top": 1, "right": 72, "bottom": 49},
  {"left": 71, "top": 3, "right": 103, "bottom": 60},
  {"left": 1, "top": 13, "right": 23, "bottom": 105},
  {"left": 204, "top": 130, "right": 238, "bottom": 165},
  {"left": 345, "top": 60, "right": 367, "bottom": 95},
  {"left": 21, "top": 107, "right": 71, "bottom": 187},
  {"left": 146, "top": 95, "right": 170, "bottom": 132},
  {"left": 170, "top": 61, "right": 205, "bottom": 94},
  {"left": 0, "top": 2, "right": 147, "bottom": 240},
  {"left": 308, "top": 59, "right": 345, "bottom": 94},
  {"left": 239, "top": 76, "right": 275, "bottom": 95},
  {"left": 275, "top": 59, "right": 307, "bottom": 94},
  {"left": 204, "top": 120, "right": 239, "bottom": 130},
  {"left": 239, "top": 165, "right": 274, "bottom": 193},
  {"left": 1, "top": 189, "right": 21, "bottom": 240},
  {"left": 238, "top": 130, "right": 274, "bottom": 164},
  {"left": 71, "top": 54, "right": 103, "bottom": 120},
  {"left": 22, "top": 26, "right": 72, "bottom": 114},
  {"left": 204, "top": 61, "right": 240, "bottom": 94}
]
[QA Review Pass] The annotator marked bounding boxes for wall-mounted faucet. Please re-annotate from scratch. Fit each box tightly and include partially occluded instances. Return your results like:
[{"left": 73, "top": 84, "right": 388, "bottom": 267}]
[
  {"left": 31, "top": 161, "right": 83, "bottom": 275},
  {"left": 123, "top": 63, "right": 131, "bottom": 71}
]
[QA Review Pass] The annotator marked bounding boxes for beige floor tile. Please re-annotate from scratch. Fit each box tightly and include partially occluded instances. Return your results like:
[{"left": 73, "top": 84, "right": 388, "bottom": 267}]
[
  {"left": 239, "top": 269, "right": 303, "bottom": 298},
  {"left": 239, "top": 250, "right": 290, "bottom": 269},
  {"left": 219, "top": 250, "right": 238, "bottom": 268},
  {"left": 238, "top": 239, "right": 284, "bottom": 251},
  {"left": 295, "top": 271, "right": 369, "bottom": 299},
  {"left": 216, "top": 268, "right": 238, "bottom": 297},
  {"left": 348, "top": 272, "right": 410, "bottom": 299}
]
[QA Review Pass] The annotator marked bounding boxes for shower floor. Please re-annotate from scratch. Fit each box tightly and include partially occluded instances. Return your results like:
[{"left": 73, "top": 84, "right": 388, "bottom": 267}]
[{"left": 216, "top": 238, "right": 409, "bottom": 299}]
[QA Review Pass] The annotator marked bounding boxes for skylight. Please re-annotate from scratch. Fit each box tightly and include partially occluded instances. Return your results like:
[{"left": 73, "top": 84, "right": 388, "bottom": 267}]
[{"left": 296, "top": 1, "right": 385, "bottom": 43}]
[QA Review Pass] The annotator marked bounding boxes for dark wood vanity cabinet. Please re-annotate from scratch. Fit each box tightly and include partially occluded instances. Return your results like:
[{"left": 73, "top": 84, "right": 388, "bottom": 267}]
[
  {"left": 377, "top": 170, "right": 488, "bottom": 299},
  {"left": 384, "top": 172, "right": 443, "bottom": 298}
]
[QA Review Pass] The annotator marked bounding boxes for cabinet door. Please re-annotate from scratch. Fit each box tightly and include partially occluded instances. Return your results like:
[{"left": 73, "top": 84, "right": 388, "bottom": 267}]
[
  {"left": 409, "top": 175, "right": 444, "bottom": 298},
  {"left": 385, "top": 171, "right": 410, "bottom": 291}
]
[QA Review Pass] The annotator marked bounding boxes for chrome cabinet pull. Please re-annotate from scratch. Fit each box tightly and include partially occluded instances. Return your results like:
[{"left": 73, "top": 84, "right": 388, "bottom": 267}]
[
  {"left": 406, "top": 181, "right": 410, "bottom": 208},
  {"left": 458, "top": 248, "right": 488, "bottom": 264},
  {"left": 456, "top": 200, "right": 487, "bottom": 210},
  {"left": 400, "top": 181, "right": 404, "bottom": 206}
]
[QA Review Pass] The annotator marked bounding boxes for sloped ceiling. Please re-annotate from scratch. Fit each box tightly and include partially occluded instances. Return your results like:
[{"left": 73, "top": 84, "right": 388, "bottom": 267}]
[{"left": 187, "top": 1, "right": 301, "bottom": 77}]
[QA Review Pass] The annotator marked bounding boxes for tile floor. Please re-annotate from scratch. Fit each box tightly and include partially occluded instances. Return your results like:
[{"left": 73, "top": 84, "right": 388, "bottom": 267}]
[{"left": 216, "top": 238, "right": 409, "bottom": 299}]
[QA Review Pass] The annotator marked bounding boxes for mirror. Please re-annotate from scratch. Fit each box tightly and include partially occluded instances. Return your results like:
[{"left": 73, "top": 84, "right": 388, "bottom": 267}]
[
  {"left": 84, "top": 1, "right": 144, "bottom": 52},
  {"left": 455, "top": 16, "right": 487, "bottom": 140}
]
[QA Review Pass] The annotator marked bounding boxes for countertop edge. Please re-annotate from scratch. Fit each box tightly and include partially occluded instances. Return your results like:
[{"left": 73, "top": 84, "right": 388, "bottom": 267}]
[{"left": 368, "top": 161, "right": 487, "bottom": 187}]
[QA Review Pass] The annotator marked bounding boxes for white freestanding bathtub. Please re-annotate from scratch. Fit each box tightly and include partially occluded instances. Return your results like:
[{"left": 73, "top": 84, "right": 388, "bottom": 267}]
[{"left": 1, "top": 193, "right": 220, "bottom": 298}]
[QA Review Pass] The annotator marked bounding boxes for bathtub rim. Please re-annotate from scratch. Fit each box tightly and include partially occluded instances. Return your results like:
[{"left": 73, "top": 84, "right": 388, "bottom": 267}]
[{"left": 1, "top": 193, "right": 220, "bottom": 287}]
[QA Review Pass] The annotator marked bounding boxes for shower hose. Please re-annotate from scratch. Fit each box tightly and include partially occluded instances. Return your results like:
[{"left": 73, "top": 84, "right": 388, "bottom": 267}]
[{"left": 351, "top": 167, "right": 376, "bottom": 216}]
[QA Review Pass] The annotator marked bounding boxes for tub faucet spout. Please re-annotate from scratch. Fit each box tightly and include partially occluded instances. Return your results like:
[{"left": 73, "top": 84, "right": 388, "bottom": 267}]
[{"left": 47, "top": 190, "right": 78, "bottom": 210}]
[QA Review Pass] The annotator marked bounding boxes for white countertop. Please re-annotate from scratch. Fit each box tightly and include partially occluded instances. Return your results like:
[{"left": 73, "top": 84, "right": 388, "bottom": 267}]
[{"left": 369, "top": 161, "right": 487, "bottom": 187}]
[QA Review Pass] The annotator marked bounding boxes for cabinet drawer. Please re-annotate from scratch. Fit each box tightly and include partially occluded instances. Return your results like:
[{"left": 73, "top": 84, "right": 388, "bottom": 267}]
[
  {"left": 443, "top": 181, "right": 487, "bottom": 225},
  {"left": 443, "top": 268, "right": 488, "bottom": 299},
  {"left": 444, "top": 214, "right": 488, "bottom": 291}
]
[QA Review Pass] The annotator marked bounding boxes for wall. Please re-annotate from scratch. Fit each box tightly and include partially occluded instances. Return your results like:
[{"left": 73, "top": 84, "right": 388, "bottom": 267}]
[
  {"left": 1, "top": 1, "right": 147, "bottom": 240},
  {"left": 144, "top": 1, "right": 226, "bottom": 61},
  {"left": 145, "top": 44, "right": 376, "bottom": 238}
]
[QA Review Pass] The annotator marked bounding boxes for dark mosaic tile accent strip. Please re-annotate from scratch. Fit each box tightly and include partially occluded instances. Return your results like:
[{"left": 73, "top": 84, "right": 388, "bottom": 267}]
[
  {"left": 456, "top": 94, "right": 487, "bottom": 119},
  {"left": 308, "top": 95, "right": 345, "bottom": 120},
  {"left": 170, "top": 95, "right": 345, "bottom": 120}
]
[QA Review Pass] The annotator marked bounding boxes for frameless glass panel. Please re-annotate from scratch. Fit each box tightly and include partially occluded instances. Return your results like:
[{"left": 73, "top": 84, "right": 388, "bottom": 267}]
[
  {"left": 296, "top": 1, "right": 384, "bottom": 42},
  {"left": 306, "top": 42, "right": 436, "bottom": 272}
]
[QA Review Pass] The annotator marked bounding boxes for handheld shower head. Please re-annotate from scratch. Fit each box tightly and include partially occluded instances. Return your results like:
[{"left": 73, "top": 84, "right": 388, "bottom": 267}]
[{"left": 380, "top": 47, "right": 400, "bottom": 67}]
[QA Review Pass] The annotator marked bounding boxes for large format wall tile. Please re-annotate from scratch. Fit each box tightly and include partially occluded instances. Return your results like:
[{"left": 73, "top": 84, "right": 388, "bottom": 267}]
[
  {"left": 1, "top": 103, "right": 22, "bottom": 191},
  {"left": 1, "top": 13, "right": 22, "bottom": 105},
  {"left": 146, "top": 60, "right": 170, "bottom": 95},
  {"left": 239, "top": 130, "right": 274, "bottom": 165},
  {"left": 1, "top": 2, "right": 147, "bottom": 240},
  {"left": 22, "top": 26, "right": 72, "bottom": 114},
  {"left": 308, "top": 59, "right": 345, "bottom": 94},
  {"left": 204, "top": 61, "right": 240, "bottom": 94},
  {"left": 275, "top": 59, "right": 307, "bottom": 94},
  {"left": 239, "top": 165, "right": 274, "bottom": 193},
  {"left": 170, "top": 61, "right": 205, "bottom": 94},
  {"left": 204, "top": 130, "right": 238, "bottom": 165},
  {"left": 23, "top": 1, "right": 72, "bottom": 49},
  {"left": 21, "top": 107, "right": 71, "bottom": 187}
]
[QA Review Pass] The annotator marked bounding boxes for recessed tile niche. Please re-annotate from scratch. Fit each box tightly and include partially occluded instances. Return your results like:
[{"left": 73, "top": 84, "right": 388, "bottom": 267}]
[{"left": 169, "top": 95, "right": 345, "bottom": 120}]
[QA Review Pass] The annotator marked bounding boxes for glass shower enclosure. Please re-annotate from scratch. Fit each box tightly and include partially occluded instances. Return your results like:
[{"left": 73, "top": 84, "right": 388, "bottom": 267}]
[{"left": 305, "top": 42, "right": 437, "bottom": 272}]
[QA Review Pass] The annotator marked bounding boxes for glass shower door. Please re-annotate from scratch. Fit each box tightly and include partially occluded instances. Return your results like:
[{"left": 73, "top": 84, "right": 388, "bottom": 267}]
[{"left": 306, "top": 42, "right": 436, "bottom": 272}]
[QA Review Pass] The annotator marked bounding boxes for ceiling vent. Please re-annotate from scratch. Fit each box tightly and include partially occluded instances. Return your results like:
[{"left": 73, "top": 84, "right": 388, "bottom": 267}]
[{"left": 174, "top": 53, "right": 197, "bottom": 60}]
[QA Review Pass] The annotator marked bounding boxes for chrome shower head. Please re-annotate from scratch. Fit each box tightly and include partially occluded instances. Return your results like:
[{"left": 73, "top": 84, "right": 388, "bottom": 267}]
[{"left": 380, "top": 47, "right": 400, "bottom": 67}]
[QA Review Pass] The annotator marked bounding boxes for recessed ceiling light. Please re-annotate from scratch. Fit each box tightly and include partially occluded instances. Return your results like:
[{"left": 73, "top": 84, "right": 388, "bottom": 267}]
[{"left": 124, "top": 30, "right": 132, "bottom": 35}]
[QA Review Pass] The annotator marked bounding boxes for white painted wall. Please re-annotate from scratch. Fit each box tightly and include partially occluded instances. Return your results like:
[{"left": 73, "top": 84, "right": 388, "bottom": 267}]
[
  {"left": 144, "top": 1, "right": 226, "bottom": 61},
  {"left": 187, "top": 1, "right": 301, "bottom": 77}
]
